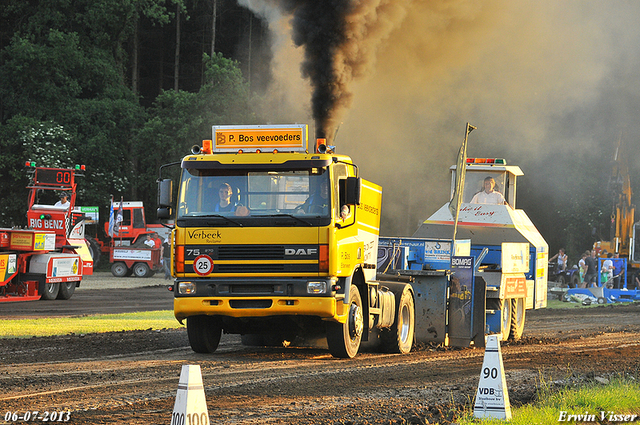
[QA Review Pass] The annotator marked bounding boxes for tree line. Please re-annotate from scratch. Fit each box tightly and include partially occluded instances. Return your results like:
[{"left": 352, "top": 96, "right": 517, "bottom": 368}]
[{"left": 0, "top": 0, "right": 269, "bottom": 228}]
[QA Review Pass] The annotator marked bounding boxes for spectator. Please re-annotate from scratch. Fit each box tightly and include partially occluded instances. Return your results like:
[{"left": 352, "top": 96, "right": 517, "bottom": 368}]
[
  {"left": 583, "top": 250, "right": 598, "bottom": 288},
  {"left": 578, "top": 251, "right": 588, "bottom": 286},
  {"left": 611, "top": 253, "right": 625, "bottom": 289},
  {"left": 152, "top": 232, "right": 162, "bottom": 249},
  {"left": 143, "top": 234, "right": 155, "bottom": 248},
  {"left": 601, "top": 253, "right": 614, "bottom": 287},
  {"left": 550, "top": 248, "right": 568, "bottom": 272}
]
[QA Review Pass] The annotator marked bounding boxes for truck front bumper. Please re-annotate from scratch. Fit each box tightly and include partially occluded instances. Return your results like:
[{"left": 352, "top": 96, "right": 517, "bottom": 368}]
[{"left": 173, "top": 277, "right": 345, "bottom": 322}]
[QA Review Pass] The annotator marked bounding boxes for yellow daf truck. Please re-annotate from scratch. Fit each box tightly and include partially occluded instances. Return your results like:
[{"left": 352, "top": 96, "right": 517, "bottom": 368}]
[{"left": 158, "top": 125, "right": 414, "bottom": 358}]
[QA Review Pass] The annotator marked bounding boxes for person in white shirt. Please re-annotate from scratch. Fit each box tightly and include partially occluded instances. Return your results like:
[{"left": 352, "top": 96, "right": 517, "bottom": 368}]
[
  {"left": 143, "top": 234, "right": 155, "bottom": 248},
  {"left": 470, "top": 177, "right": 506, "bottom": 205},
  {"left": 54, "top": 192, "right": 70, "bottom": 209}
]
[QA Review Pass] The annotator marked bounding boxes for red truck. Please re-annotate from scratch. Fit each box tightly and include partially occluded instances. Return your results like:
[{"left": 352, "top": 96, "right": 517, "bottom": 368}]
[
  {"left": 101, "top": 201, "right": 168, "bottom": 277},
  {"left": 0, "top": 164, "right": 93, "bottom": 302}
]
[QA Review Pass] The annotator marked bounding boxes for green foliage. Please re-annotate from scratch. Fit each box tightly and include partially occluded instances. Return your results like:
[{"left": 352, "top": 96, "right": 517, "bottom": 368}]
[
  {"left": 132, "top": 53, "right": 256, "bottom": 217},
  {"left": 0, "top": 1, "right": 256, "bottom": 228}
]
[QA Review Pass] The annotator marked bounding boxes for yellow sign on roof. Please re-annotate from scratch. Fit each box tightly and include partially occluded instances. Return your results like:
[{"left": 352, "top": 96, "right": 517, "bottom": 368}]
[{"left": 212, "top": 124, "right": 308, "bottom": 153}]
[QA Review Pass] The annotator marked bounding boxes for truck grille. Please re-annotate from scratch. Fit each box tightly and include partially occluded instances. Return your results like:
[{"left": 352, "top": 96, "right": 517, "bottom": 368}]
[
  {"left": 218, "top": 246, "right": 284, "bottom": 260},
  {"left": 184, "top": 244, "right": 320, "bottom": 275}
]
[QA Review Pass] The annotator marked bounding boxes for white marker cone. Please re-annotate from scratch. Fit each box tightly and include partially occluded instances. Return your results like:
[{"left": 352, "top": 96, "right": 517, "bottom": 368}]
[
  {"left": 171, "top": 365, "right": 210, "bottom": 425},
  {"left": 473, "top": 335, "right": 512, "bottom": 420}
]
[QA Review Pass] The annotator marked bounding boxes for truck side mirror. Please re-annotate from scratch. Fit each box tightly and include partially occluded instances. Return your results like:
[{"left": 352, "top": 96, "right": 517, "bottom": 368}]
[
  {"left": 157, "top": 179, "right": 173, "bottom": 219},
  {"left": 340, "top": 177, "right": 361, "bottom": 206}
]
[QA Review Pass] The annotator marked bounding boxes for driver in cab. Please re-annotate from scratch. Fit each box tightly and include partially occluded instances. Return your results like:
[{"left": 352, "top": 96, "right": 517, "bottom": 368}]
[
  {"left": 298, "top": 181, "right": 329, "bottom": 214},
  {"left": 215, "top": 183, "right": 249, "bottom": 216},
  {"left": 470, "top": 176, "right": 506, "bottom": 205}
]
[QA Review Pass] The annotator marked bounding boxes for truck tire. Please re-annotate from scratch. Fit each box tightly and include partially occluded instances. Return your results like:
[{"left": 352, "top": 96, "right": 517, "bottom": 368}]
[
  {"left": 132, "top": 262, "right": 150, "bottom": 278},
  {"left": 38, "top": 281, "right": 59, "bottom": 300},
  {"left": 111, "top": 262, "right": 128, "bottom": 277},
  {"left": 326, "top": 284, "right": 363, "bottom": 358},
  {"left": 500, "top": 299, "right": 511, "bottom": 341},
  {"left": 56, "top": 281, "right": 76, "bottom": 300},
  {"left": 509, "top": 298, "right": 526, "bottom": 340},
  {"left": 187, "top": 315, "right": 222, "bottom": 353},
  {"left": 380, "top": 285, "right": 415, "bottom": 354},
  {"left": 85, "top": 236, "right": 101, "bottom": 269}
]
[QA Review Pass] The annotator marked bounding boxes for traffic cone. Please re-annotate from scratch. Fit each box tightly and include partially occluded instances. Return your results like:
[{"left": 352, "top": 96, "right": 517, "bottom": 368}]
[
  {"left": 171, "top": 365, "right": 210, "bottom": 425},
  {"left": 473, "top": 335, "right": 512, "bottom": 420}
]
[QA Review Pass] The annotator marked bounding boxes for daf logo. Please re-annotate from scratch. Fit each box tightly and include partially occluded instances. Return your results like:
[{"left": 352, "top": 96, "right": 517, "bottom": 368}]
[{"left": 285, "top": 248, "right": 317, "bottom": 256}]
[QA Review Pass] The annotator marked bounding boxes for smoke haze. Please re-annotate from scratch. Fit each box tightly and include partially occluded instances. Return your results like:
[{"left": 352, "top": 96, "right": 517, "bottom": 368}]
[{"left": 241, "top": 0, "right": 640, "bottom": 253}]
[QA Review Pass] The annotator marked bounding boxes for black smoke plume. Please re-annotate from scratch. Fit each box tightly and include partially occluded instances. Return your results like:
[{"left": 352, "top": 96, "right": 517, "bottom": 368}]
[{"left": 278, "top": 0, "right": 352, "bottom": 139}]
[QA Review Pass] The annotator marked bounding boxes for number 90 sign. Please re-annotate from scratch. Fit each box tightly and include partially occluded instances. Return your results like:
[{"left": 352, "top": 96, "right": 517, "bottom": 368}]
[{"left": 193, "top": 255, "right": 213, "bottom": 276}]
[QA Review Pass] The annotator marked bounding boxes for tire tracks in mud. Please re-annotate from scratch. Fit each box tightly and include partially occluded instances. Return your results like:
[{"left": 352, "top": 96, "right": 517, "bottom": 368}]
[{"left": 2, "top": 329, "right": 639, "bottom": 417}]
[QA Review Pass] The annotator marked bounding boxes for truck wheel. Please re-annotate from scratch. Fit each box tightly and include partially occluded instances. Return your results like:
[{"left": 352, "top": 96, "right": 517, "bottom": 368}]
[
  {"left": 38, "top": 281, "right": 59, "bottom": 300},
  {"left": 56, "top": 281, "right": 76, "bottom": 300},
  {"left": 500, "top": 299, "right": 511, "bottom": 341},
  {"left": 380, "top": 286, "right": 415, "bottom": 354},
  {"left": 111, "top": 262, "right": 128, "bottom": 277},
  {"left": 509, "top": 298, "right": 526, "bottom": 340},
  {"left": 187, "top": 315, "right": 222, "bottom": 353},
  {"left": 85, "top": 236, "right": 101, "bottom": 269},
  {"left": 132, "top": 262, "right": 150, "bottom": 278},
  {"left": 326, "top": 284, "right": 363, "bottom": 358}
]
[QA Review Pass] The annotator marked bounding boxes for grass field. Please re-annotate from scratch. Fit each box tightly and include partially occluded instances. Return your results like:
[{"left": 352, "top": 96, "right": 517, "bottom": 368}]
[{"left": 0, "top": 310, "right": 183, "bottom": 338}]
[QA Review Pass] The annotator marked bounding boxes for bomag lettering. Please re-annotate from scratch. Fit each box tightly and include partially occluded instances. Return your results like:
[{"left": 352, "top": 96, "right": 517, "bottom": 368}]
[{"left": 451, "top": 257, "right": 473, "bottom": 266}]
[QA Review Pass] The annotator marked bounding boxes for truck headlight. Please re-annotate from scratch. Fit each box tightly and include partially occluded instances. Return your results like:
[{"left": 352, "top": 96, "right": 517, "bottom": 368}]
[
  {"left": 307, "top": 281, "right": 327, "bottom": 294},
  {"left": 178, "top": 281, "right": 196, "bottom": 295}
]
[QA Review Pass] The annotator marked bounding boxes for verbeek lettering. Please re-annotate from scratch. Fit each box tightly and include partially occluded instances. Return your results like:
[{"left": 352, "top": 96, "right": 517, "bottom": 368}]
[{"left": 188, "top": 229, "right": 222, "bottom": 240}]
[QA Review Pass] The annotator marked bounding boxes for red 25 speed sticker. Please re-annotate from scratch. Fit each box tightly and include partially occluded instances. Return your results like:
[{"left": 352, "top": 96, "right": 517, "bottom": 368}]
[{"left": 193, "top": 254, "right": 214, "bottom": 276}]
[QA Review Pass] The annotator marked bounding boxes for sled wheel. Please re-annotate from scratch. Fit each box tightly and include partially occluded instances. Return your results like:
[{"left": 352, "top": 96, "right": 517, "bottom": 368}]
[
  {"left": 509, "top": 298, "right": 526, "bottom": 340},
  {"left": 500, "top": 299, "right": 511, "bottom": 341}
]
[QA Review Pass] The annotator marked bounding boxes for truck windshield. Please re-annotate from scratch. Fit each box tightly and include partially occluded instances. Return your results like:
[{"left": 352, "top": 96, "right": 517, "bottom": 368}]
[{"left": 177, "top": 167, "right": 331, "bottom": 220}]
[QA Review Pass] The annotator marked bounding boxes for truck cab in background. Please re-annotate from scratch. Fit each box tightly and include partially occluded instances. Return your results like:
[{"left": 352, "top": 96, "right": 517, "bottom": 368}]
[{"left": 0, "top": 164, "right": 93, "bottom": 302}]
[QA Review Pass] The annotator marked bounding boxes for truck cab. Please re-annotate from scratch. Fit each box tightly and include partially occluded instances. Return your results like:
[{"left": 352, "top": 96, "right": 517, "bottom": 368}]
[{"left": 159, "top": 125, "right": 394, "bottom": 358}]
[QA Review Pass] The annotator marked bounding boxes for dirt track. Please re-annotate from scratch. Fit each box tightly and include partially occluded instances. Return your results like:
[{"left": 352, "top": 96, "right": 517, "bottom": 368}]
[{"left": 1, "top": 274, "right": 640, "bottom": 424}]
